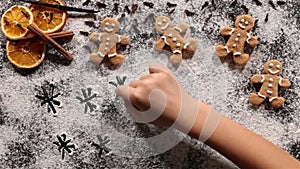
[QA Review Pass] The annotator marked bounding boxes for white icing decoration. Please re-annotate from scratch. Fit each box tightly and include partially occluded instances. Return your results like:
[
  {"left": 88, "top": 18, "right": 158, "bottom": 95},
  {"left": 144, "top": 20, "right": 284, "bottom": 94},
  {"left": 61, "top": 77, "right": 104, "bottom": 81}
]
[
  {"left": 261, "top": 75, "right": 265, "bottom": 82},
  {"left": 106, "top": 38, "right": 110, "bottom": 41},
  {"left": 184, "top": 42, "right": 190, "bottom": 49},
  {"left": 239, "top": 23, "right": 245, "bottom": 29},
  {"left": 105, "top": 47, "right": 108, "bottom": 50},
  {"left": 224, "top": 46, "right": 230, "bottom": 53},
  {"left": 157, "top": 22, "right": 162, "bottom": 26},
  {"left": 233, "top": 52, "right": 241, "bottom": 56},
  {"left": 269, "top": 78, "right": 273, "bottom": 82},
  {"left": 161, "top": 36, "right": 169, "bottom": 45},
  {"left": 233, "top": 44, "right": 236, "bottom": 48},
  {"left": 237, "top": 33, "right": 241, "bottom": 37},
  {"left": 267, "top": 90, "right": 273, "bottom": 94},
  {"left": 258, "top": 92, "right": 266, "bottom": 99},
  {"left": 276, "top": 65, "right": 281, "bottom": 69},
  {"left": 269, "top": 97, "right": 278, "bottom": 102},
  {"left": 105, "top": 27, "right": 114, "bottom": 32},
  {"left": 111, "top": 23, "right": 115, "bottom": 27},
  {"left": 161, "top": 23, "right": 169, "bottom": 30},
  {"left": 172, "top": 38, "right": 177, "bottom": 42},
  {"left": 241, "top": 19, "right": 245, "bottom": 22},
  {"left": 235, "top": 38, "right": 239, "bottom": 42},
  {"left": 268, "top": 69, "right": 280, "bottom": 75},
  {"left": 176, "top": 43, "right": 181, "bottom": 47},
  {"left": 163, "top": 19, "right": 166, "bottom": 22},
  {"left": 245, "top": 21, "right": 249, "bottom": 25},
  {"left": 229, "top": 28, "right": 235, "bottom": 35},
  {"left": 98, "top": 33, "right": 102, "bottom": 42},
  {"left": 118, "top": 35, "right": 121, "bottom": 43},
  {"left": 173, "top": 50, "right": 181, "bottom": 54},
  {"left": 269, "top": 63, "right": 274, "bottom": 68},
  {"left": 105, "top": 22, "right": 109, "bottom": 25},
  {"left": 97, "top": 52, "right": 105, "bottom": 57},
  {"left": 246, "top": 33, "right": 251, "bottom": 43},
  {"left": 106, "top": 42, "right": 109, "bottom": 46},
  {"left": 108, "top": 53, "right": 117, "bottom": 58},
  {"left": 268, "top": 84, "right": 273, "bottom": 88},
  {"left": 168, "top": 34, "right": 173, "bottom": 37},
  {"left": 279, "top": 77, "right": 283, "bottom": 86},
  {"left": 174, "top": 27, "right": 182, "bottom": 33}
]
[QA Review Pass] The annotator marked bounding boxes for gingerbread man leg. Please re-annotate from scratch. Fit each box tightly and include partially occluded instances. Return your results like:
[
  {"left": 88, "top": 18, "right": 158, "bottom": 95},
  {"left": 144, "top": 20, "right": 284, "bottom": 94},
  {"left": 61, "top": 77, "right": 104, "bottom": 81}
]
[
  {"left": 170, "top": 53, "right": 183, "bottom": 65},
  {"left": 270, "top": 97, "right": 285, "bottom": 109},
  {"left": 215, "top": 45, "right": 229, "bottom": 58},
  {"left": 109, "top": 54, "right": 125, "bottom": 66},
  {"left": 89, "top": 52, "right": 104, "bottom": 64},
  {"left": 249, "top": 93, "right": 265, "bottom": 106},
  {"left": 233, "top": 53, "right": 250, "bottom": 66}
]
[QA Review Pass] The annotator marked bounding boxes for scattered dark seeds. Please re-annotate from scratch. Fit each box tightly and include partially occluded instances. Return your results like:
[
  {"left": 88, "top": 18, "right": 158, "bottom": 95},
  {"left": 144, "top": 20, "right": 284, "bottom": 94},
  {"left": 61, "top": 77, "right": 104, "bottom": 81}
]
[
  {"left": 96, "top": 2, "right": 107, "bottom": 8},
  {"left": 113, "top": 3, "right": 119, "bottom": 14},
  {"left": 143, "top": 2, "right": 154, "bottom": 8},
  {"left": 84, "top": 21, "right": 95, "bottom": 27},
  {"left": 229, "top": 0, "right": 237, "bottom": 8},
  {"left": 79, "top": 31, "right": 89, "bottom": 36},
  {"left": 82, "top": 0, "right": 90, "bottom": 6},
  {"left": 277, "top": 1, "right": 286, "bottom": 6},
  {"left": 211, "top": 0, "right": 216, "bottom": 9},
  {"left": 131, "top": 3, "right": 138, "bottom": 14},
  {"left": 269, "top": 0, "right": 277, "bottom": 10},
  {"left": 241, "top": 5, "right": 249, "bottom": 13},
  {"left": 184, "top": 9, "right": 195, "bottom": 16},
  {"left": 168, "top": 8, "right": 176, "bottom": 14},
  {"left": 265, "top": 13, "right": 269, "bottom": 22},
  {"left": 167, "top": 2, "right": 177, "bottom": 8},
  {"left": 201, "top": 1, "right": 209, "bottom": 10},
  {"left": 125, "top": 6, "right": 130, "bottom": 14},
  {"left": 253, "top": 0, "right": 262, "bottom": 6}
]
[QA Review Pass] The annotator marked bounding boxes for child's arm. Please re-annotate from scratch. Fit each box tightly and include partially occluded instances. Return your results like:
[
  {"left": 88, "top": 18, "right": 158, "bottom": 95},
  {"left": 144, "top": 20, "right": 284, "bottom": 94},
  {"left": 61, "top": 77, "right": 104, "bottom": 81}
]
[{"left": 116, "top": 64, "right": 300, "bottom": 169}]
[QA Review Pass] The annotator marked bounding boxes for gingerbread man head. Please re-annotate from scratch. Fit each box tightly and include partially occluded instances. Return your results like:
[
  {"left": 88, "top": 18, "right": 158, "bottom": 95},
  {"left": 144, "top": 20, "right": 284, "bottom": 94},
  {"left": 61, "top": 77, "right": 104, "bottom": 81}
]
[
  {"left": 101, "top": 18, "right": 120, "bottom": 33},
  {"left": 263, "top": 60, "right": 283, "bottom": 76},
  {"left": 234, "top": 15, "right": 255, "bottom": 31},
  {"left": 155, "top": 16, "right": 173, "bottom": 34}
]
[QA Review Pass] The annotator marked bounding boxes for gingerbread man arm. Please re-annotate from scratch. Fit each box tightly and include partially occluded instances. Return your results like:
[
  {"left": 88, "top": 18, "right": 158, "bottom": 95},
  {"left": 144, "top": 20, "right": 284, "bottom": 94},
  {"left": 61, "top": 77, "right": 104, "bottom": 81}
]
[
  {"left": 279, "top": 77, "right": 291, "bottom": 88},
  {"left": 155, "top": 38, "right": 166, "bottom": 51},
  {"left": 220, "top": 26, "right": 234, "bottom": 36},
  {"left": 250, "top": 74, "right": 265, "bottom": 84},
  {"left": 175, "top": 23, "right": 188, "bottom": 37},
  {"left": 117, "top": 34, "right": 130, "bottom": 45},
  {"left": 89, "top": 32, "right": 101, "bottom": 42},
  {"left": 246, "top": 33, "right": 258, "bottom": 47}
]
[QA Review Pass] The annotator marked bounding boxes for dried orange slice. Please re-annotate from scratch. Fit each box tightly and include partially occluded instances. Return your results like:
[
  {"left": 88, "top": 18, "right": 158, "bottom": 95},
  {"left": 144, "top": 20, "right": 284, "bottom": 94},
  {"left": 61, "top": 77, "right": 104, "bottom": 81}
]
[
  {"left": 30, "top": 0, "right": 67, "bottom": 34},
  {"left": 1, "top": 5, "right": 33, "bottom": 40},
  {"left": 6, "top": 39, "right": 46, "bottom": 69}
]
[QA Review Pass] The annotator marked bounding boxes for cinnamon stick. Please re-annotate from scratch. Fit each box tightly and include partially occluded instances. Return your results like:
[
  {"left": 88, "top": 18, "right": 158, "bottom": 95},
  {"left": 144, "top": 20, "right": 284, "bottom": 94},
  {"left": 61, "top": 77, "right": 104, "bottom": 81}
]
[
  {"left": 27, "top": 24, "right": 74, "bottom": 60},
  {"left": 13, "top": 30, "right": 75, "bottom": 41}
]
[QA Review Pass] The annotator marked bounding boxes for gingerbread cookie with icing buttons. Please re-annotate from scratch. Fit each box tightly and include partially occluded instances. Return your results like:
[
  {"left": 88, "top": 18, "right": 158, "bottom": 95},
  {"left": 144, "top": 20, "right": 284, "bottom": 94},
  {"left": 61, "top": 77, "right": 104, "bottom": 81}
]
[
  {"left": 154, "top": 16, "right": 198, "bottom": 65},
  {"left": 249, "top": 60, "right": 291, "bottom": 109},
  {"left": 216, "top": 14, "right": 258, "bottom": 66},
  {"left": 89, "top": 18, "right": 130, "bottom": 66}
]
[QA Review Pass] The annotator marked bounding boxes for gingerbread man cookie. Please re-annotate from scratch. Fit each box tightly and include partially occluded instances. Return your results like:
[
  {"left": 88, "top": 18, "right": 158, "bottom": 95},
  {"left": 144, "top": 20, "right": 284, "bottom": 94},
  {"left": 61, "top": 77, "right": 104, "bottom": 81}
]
[
  {"left": 216, "top": 15, "right": 258, "bottom": 66},
  {"left": 154, "top": 16, "right": 198, "bottom": 64},
  {"left": 89, "top": 18, "right": 130, "bottom": 66},
  {"left": 249, "top": 60, "right": 291, "bottom": 109}
]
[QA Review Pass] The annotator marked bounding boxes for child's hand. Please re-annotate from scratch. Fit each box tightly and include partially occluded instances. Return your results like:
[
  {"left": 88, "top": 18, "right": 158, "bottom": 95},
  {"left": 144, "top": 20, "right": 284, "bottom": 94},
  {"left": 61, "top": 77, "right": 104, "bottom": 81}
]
[{"left": 115, "top": 63, "right": 199, "bottom": 132}]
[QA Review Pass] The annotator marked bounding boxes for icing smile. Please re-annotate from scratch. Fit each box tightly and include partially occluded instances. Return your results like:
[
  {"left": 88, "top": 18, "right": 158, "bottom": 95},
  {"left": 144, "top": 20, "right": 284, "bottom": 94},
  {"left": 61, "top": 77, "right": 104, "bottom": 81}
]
[
  {"left": 161, "top": 23, "right": 169, "bottom": 30},
  {"left": 238, "top": 23, "right": 245, "bottom": 29},
  {"left": 105, "top": 27, "right": 114, "bottom": 32},
  {"left": 268, "top": 69, "right": 280, "bottom": 75}
]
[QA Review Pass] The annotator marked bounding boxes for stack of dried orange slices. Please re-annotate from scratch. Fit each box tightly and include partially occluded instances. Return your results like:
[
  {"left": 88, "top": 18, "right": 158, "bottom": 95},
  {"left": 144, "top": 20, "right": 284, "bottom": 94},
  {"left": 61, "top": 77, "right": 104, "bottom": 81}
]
[{"left": 1, "top": 0, "right": 67, "bottom": 69}]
